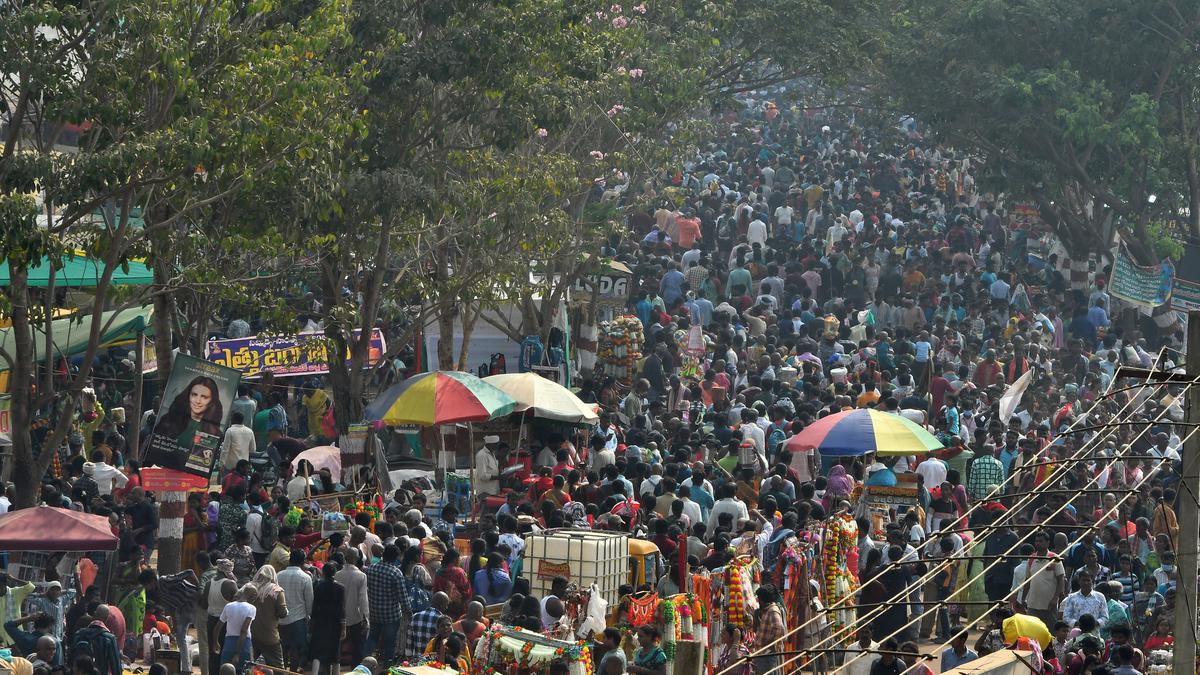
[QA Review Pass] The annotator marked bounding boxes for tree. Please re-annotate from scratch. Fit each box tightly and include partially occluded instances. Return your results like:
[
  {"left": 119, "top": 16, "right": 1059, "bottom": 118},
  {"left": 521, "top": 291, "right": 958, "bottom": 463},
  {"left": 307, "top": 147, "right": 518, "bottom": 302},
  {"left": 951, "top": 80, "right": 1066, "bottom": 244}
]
[
  {"left": 881, "top": 0, "right": 1200, "bottom": 262},
  {"left": 0, "top": 0, "right": 356, "bottom": 513}
]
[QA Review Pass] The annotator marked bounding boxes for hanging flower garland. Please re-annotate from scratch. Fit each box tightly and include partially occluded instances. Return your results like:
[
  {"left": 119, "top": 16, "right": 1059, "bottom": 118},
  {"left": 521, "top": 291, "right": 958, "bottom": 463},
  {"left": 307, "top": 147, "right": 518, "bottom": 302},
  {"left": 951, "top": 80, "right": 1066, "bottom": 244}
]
[
  {"left": 627, "top": 593, "right": 659, "bottom": 626},
  {"left": 820, "top": 514, "right": 859, "bottom": 638}
]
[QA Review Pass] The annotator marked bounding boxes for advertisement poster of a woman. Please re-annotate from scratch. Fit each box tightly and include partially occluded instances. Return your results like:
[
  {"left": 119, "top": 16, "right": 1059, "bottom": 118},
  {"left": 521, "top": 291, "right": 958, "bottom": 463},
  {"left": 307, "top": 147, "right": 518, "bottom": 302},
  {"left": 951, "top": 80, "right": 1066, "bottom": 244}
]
[{"left": 144, "top": 354, "right": 242, "bottom": 477}]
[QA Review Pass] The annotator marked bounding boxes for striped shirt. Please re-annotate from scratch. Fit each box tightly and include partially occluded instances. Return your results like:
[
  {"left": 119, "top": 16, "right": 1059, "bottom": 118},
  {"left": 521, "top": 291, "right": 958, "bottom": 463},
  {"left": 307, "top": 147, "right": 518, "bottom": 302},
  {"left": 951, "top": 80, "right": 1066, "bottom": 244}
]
[{"left": 1112, "top": 572, "right": 1141, "bottom": 604}]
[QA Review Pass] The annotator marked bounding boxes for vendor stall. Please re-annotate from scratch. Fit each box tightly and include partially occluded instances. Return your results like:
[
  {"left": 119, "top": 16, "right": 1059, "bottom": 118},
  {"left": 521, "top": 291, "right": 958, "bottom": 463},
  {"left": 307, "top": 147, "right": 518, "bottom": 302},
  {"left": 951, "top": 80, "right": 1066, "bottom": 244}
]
[{"left": 475, "top": 627, "right": 593, "bottom": 675}]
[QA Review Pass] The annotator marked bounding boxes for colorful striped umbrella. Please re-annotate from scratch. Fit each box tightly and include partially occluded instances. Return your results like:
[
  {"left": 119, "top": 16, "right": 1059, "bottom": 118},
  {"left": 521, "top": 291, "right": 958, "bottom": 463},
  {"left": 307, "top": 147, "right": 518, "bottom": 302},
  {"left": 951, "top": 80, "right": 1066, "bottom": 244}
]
[
  {"left": 365, "top": 370, "right": 517, "bottom": 426},
  {"left": 785, "top": 408, "right": 943, "bottom": 457}
]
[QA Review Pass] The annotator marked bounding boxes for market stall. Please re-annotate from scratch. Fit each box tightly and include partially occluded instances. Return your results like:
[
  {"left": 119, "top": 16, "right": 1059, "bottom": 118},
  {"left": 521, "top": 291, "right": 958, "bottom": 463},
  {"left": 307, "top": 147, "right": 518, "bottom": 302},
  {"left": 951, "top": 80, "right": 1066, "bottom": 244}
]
[
  {"left": 365, "top": 370, "right": 518, "bottom": 511},
  {"left": 475, "top": 627, "right": 594, "bottom": 675}
]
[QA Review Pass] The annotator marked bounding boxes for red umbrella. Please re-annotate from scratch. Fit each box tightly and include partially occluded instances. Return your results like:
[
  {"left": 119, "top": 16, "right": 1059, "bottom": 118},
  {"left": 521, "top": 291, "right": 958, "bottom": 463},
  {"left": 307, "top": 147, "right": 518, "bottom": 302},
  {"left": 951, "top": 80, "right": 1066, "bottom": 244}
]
[{"left": 0, "top": 506, "right": 118, "bottom": 551}]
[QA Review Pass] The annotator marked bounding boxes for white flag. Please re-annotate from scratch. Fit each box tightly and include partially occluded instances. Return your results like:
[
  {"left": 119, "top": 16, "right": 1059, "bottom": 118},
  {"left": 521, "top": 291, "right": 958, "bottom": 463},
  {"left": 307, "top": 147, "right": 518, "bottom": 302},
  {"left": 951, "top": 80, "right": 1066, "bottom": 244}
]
[{"left": 998, "top": 368, "right": 1034, "bottom": 424}]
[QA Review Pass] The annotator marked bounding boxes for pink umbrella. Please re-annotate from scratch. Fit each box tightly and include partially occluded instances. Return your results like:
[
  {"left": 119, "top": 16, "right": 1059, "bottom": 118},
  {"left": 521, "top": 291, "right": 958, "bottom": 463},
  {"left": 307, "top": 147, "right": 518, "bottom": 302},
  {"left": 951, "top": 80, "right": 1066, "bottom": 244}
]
[{"left": 291, "top": 445, "right": 342, "bottom": 477}]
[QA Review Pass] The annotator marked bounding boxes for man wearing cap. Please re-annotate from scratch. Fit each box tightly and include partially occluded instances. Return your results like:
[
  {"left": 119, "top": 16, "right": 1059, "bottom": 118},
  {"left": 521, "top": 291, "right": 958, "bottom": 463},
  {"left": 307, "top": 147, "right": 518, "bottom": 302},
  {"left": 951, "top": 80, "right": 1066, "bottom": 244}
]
[
  {"left": 475, "top": 436, "right": 502, "bottom": 506},
  {"left": 29, "top": 580, "right": 73, "bottom": 645}
]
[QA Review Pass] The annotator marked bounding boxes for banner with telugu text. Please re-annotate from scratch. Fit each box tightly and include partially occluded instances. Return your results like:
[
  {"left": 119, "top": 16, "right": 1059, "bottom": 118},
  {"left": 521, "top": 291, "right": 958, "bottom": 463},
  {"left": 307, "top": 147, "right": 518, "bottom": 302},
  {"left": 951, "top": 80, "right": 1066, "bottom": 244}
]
[
  {"left": 1108, "top": 248, "right": 1174, "bottom": 309},
  {"left": 1171, "top": 277, "right": 1200, "bottom": 312},
  {"left": 204, "top": 328, "right": 386, "bottom": 378}
]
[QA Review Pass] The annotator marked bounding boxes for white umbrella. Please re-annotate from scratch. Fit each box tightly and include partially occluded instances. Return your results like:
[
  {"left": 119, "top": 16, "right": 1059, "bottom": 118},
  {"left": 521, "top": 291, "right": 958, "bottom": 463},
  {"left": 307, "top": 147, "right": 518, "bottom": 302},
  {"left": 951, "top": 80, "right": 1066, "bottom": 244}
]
[
  {"left": 291, "top": 445, "right": 342, "bottom": 477},
  {"left": 483, "top": 372, "right": 599, "bottom": 424}
]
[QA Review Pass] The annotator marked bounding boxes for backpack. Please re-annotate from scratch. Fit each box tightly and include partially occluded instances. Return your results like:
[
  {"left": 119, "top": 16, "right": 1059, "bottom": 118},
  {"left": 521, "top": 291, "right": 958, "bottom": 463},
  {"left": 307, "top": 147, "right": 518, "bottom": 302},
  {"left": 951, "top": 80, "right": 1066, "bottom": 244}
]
[
  {"left": 73, "top": 624, "right": 116, "bottom": 673},
  {"left": 258, "top": 509, "right": 280, "bottom": 551}
]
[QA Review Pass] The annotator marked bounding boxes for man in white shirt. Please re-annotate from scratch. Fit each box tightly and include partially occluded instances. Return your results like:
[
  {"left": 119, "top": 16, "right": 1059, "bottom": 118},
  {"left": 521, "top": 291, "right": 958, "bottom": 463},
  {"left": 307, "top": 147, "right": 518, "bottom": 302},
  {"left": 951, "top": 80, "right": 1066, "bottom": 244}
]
[
  {"left": 746, "top": 218, "right": 768, "bottom": 247},
  {"left": 842, "top": 628, "right": 878, "bottom": 675},
  {"left": 590, "top": 437, "right": 616, "bottom": 472},
  {"left": 709, "top": 484, "right": 749, "bottom": 536},
  {"left": 639, "top": 464, "right": 663, "bottom": 498},
  {"left": 773, "top": 204, "right": 794, "bottom": 236},
  {"left": 677, "top": 486, "right": 703, "bottom": 525},
  {"left": 245, "top": 494, "right": 271, "bottom": 566},
  {"left": 1059, "top": 571, "right": 1109, "bottom": 628},
  {"left": 277, "top": 550, "right": 314, "bottom": 668},
  {"left": 88, "top": 451, "right": 128, "bottom": 496},
  {"left": 915, "top": 454, "right": 948, "bottom": 491},
  {"left": 740, "top": 409, "right": 765, "bottom": 455},
  {"left": 474, "top": 436, "right": 502, "bottom": 503},
  {"left": 220, "top": 412, "right": 257, "bottom": 472}
]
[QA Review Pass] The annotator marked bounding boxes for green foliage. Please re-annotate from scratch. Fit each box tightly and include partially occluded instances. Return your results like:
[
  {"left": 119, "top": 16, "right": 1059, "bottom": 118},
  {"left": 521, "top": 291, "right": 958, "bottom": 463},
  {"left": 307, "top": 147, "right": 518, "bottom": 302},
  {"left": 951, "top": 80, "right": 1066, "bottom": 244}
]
[{"left": 881, "top": 0, "right": 1200, "bottom": 260}]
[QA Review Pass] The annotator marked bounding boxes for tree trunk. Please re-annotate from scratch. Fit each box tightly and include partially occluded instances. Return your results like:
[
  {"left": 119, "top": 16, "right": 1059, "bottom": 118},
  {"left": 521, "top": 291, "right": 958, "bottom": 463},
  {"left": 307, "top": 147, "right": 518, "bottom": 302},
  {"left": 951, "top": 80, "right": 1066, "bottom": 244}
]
[
  {"left": 455, "top": 303, "right": 479, "bottom": 372},
  {"left": 437, "top": 306, "right": 456, "bottom": 370},
  {"left": 151, "top": 229, "right": 176, "bottom": 391},
  {"left": 1186, "top": 138, "right": 1200, "bottom": 242},
  {"left": 7, "top": 267, "right": 40, "bottom": 507}
]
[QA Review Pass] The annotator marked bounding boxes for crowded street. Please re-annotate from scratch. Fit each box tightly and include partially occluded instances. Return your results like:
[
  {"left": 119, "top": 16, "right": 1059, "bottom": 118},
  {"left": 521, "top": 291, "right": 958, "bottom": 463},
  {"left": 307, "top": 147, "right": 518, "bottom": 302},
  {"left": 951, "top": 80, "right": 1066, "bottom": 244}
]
[{"left": 3, "top": 2, "right": 1200, "bottom": 675}]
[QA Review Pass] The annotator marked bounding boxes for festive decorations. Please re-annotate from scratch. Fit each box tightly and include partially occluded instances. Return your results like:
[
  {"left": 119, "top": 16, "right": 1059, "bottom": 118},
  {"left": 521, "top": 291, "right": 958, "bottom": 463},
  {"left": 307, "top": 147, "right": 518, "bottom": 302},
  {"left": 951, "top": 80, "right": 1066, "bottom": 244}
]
[
  {"left": 348, "top": 500, "right": 382, "bottom": 522},
  {"left": 627, "top": 593, "right": 659, "bottom": 626},
  {"left": 478, "top": 626, "right": 594, "bottom": 675},
  {"left": 821, "top": 514, "right": 859, "bottom": 638},
  {"left": 596, "top": 316, "right": 645, "bottom": 381},
  {"left": 283, "top": 506, "right": 303, "bottom": 529}
]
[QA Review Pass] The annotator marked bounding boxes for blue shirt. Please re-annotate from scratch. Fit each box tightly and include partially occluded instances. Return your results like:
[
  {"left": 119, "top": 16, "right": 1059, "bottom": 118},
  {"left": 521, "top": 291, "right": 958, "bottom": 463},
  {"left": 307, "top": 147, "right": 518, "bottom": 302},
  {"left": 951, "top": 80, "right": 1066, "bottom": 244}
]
[
  {"left": 945, "top": 407, "right": 960, "bottom": 435},
  {"left": 915, "top": 341, "right": 932, "bottom": 362},
  {"left": 635, "top": 299, "right": 653, "bottom": 329},
  {"left": 693, "top": 298, "right": 714, "bottom": 326},
  {"left": 661, "top": 270, "right": 686, "bottom": 305},
  {"left": 473, "top": 568, "right": 514, "bottom": 605},
  {"left": 865, "top": 467, "right": 897, "bottom": 487},
  {"left": 999, "top": 447, "right": 1018, "bottom": 479},
  {"left": 690, "top": 486, "right": 715, "bottom": 520},
  {"left": 941, "top": 648, "right": 978, "bottom": 671}
]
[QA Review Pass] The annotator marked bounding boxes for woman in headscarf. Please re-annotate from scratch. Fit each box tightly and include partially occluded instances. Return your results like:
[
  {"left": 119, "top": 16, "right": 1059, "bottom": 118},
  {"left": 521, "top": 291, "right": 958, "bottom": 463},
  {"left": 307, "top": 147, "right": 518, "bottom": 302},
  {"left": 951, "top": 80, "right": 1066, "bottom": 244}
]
[
  {"left": 825, "top": 464, "right": 854, "bottom": 510},
  {"left": 248, "top": 565, "right": 288, "bottom": 667},
  {"left": 562, "top": 502, "right": 589, "bottom": 529}
]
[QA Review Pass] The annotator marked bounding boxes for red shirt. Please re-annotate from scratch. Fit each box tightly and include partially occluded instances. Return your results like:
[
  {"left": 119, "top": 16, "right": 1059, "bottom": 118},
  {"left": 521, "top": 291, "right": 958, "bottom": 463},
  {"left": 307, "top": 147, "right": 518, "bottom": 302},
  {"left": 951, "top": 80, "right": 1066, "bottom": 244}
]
[
  {"left": 222, "top": 471, "right": 247, "bottom": 495},
  {"left": 677, "top": 218, "right": 702, "bottom": 248}
]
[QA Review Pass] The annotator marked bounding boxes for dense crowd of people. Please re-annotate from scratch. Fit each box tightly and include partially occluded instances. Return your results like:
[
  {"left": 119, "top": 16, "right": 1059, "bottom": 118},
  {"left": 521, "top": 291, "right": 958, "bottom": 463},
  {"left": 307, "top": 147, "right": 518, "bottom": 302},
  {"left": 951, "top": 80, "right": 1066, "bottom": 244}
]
[{"left": 0, "top": 94, "right": 1190, "bottom": 675}]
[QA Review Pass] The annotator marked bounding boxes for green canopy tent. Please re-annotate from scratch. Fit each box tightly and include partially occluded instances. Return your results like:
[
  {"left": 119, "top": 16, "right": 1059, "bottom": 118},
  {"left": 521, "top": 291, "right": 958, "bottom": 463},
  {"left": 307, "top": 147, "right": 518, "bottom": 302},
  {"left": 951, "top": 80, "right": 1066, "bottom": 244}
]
[
  {"left": 0, "top": 306, "right": 154, "bottom": 367},
  {"left": 0, "top": 252, "right": 153, "bottom": 288}
]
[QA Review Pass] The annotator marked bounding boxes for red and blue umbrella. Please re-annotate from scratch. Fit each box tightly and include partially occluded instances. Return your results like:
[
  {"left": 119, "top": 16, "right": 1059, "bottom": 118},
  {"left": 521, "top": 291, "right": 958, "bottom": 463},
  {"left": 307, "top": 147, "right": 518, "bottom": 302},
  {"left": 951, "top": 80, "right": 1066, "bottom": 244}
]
[{"left": 785, "top": 408, "right": 943, "bottom": 457}]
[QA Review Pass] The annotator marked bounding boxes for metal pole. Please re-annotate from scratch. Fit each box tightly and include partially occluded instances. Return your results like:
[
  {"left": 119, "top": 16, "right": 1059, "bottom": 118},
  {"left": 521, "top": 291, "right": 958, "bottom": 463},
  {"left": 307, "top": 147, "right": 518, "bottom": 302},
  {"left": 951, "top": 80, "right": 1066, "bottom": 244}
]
[
  {"left": 1175, "top": 309, "right": 1200, "bottom": 675},
  {"left": 129, "top": 329, "right": 146, "bottom": 460}
]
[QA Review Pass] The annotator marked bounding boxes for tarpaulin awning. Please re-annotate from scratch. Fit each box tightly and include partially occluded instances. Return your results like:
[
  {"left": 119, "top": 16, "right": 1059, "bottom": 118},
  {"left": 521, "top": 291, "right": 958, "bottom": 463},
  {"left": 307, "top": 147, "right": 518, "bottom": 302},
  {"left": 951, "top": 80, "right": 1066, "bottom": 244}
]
[
  {"left": 0, "top": 305, "right": 154, "bottom": 367},
  {"left": 0, "top": 506, "right": 119, "bottom": 551},
  {"left": 0, "top": 251, "right": 153, "bottom": 287}
]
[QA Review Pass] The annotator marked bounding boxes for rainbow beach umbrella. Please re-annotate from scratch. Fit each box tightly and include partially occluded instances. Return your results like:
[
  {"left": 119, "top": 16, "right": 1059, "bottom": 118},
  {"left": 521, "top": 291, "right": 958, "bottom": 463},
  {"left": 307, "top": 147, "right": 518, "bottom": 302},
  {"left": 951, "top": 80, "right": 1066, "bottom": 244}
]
[
  {"left": 365, "top": 370, "right": 517, "bottom": 426},
  {"left": 785, "top": 408, "right": 943, "bottom": 457}
]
